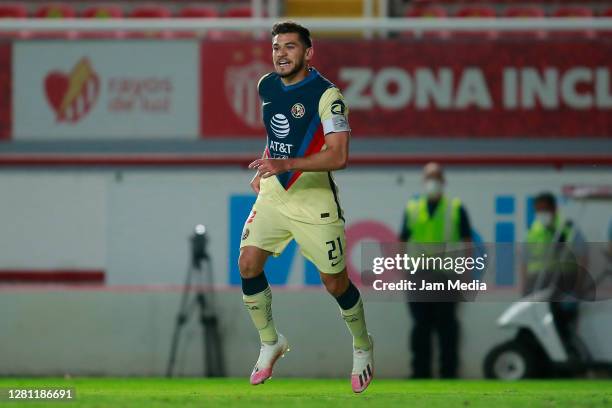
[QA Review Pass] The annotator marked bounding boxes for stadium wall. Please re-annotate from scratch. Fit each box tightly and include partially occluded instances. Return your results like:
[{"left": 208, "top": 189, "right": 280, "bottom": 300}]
[{"left": 0, "top": 165, "right": 610, "bottom": 378}]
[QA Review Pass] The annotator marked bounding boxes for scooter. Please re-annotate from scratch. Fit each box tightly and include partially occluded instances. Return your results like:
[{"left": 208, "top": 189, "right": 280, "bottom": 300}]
[{"left": 484, "top": 264, "right": 612, "bottom": 380}]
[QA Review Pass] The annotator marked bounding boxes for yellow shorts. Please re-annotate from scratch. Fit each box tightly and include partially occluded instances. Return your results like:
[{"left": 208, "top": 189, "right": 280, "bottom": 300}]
[{"left": 239, "top": 198, "right": 346, "bottom": 275}]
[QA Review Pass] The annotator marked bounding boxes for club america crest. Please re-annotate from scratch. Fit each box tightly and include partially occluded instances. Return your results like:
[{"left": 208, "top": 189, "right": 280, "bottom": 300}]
[{"left": 291, "top": 103, "right": 305, "bottom": 119}]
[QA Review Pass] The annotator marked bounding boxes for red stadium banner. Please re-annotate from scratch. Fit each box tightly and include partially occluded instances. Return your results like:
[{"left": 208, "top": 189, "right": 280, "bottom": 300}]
[
  {"left": 200, "top": 39, "right": 612, "bottom": 138},
  {"left": 0, "top": 42, "right": 11, "bottom": 140}
]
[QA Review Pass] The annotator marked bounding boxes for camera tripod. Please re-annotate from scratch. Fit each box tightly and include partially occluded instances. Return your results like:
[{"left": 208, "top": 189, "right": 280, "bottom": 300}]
[{"left": 166, "top": 226, "right": 225, "bottom": 377}]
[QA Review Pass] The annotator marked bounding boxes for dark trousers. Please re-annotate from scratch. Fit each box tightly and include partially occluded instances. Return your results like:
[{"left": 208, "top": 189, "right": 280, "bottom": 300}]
[
  {"left": 551, "top": 301, "right": 581, "bottom": 359},
  {"left": 408, "top": 302, "right": 459, "bottom": 378}
]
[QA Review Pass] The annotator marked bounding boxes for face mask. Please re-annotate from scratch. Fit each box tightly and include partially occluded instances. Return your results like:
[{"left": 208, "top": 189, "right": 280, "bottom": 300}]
[
  {"left": 424, "top": 179, "right": 443, "bottom": 198},
  {"left": 535, "top": 211, "right": 553, "bottom": 227}
]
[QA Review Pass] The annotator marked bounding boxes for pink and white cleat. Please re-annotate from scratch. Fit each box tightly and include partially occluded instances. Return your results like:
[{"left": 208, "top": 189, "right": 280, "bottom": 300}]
[
  {"left": 250, "top": 333, "right": 289, "bottom": 385},
  {"left": 351, "top": 335, "right": 374, "bottom": 393}
]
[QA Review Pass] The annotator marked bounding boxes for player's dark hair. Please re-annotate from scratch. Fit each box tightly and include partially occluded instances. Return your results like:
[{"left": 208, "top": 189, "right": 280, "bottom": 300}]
[
  {"left": 534, "top": 192, "right": 557, "bottom": 209},
  {"left": 271, "top": 21, "right": 312, "bottom": 48}
]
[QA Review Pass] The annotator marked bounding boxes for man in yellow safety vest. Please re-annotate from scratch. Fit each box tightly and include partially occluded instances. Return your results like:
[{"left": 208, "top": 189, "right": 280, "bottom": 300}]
[
  {"left": 524, "top": 191, "right": 587, "bottom": 360},
  {"left": 524, "top": 192, "right": 581, "bottom": 293},
  {"left": 399, "top": 162, "right": 473, "bottom": 379}
]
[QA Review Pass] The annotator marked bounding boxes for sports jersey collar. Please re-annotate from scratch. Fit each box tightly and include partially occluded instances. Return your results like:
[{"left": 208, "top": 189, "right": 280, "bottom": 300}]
[{"left": 279, "top": 68, "right": 319, "bottom": 92}]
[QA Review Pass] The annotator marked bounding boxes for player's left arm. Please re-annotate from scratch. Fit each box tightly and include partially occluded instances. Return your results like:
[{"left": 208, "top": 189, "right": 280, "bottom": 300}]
[{"left": 249, "top": 87, "right": 350, "bottom": 177}]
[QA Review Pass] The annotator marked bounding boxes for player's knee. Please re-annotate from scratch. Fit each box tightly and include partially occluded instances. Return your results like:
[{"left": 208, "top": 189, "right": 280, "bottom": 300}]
[{"left": 238, "top": 252, "right": 262, "bottom": 279}]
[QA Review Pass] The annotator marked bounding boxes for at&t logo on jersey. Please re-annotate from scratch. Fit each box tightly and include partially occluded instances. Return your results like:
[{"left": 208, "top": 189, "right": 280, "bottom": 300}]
[{"left": 270, "top": 113, "right": 290, "bottom": 139}]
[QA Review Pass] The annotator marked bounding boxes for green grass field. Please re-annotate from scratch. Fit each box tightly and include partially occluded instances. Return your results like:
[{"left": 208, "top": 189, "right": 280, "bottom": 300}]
[{"left": 1, "top": 378, "right": 611, "bottom": 408}]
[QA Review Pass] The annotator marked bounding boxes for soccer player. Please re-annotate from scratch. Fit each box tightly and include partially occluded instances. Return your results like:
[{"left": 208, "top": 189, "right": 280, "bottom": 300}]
[{"left": 239, "top": 21, "right": 374, "bottom": 393}]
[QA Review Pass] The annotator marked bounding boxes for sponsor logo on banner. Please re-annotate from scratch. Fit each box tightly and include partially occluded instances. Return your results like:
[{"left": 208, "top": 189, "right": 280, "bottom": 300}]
[
  {"left": 44, "top": 57, "right": 100, "bottom": 123},
  {"left": 44, "top": 57, "right": 172, "bottom": 122},
  {"left": 225, "top": 60, "right": 271, "bottom": 129},
  {"left": 107, "top": 77, "right": 172, "bottom": 114},
  {"left": 201, "top": 43, "right": 272, "bottom": 136},
  {"left": 14, "top": 42, "right": 198, "bottom": 140}
]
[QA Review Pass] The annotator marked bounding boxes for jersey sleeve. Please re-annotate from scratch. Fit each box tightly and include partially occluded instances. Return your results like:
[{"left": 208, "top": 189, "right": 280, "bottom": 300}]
[
  {"left": 257, "top": 73, "right": 271, "bottom": 98},
  {"left": 318, "top": 87, "right": 351, "bottom": 135}
]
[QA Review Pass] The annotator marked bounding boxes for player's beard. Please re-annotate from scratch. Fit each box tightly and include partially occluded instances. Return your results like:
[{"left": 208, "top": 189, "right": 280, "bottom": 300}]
[{"left": 277, "top": 56, "right": 306, "bottom": 80}]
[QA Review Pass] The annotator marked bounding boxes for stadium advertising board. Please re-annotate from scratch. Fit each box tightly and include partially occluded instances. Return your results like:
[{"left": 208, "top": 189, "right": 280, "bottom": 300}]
[
  {"left": 201, "top": 40, "right": 612, "bottom": 138},
  {"left": 5, "top": 167, "right": 605, "bottom": 289},
  {"left": 13, "top": 41, "right": 199, "bottom": 140}
]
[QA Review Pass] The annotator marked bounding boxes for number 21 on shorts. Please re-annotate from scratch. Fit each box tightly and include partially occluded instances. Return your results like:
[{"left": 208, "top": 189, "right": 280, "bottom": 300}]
[{"left": 326, "top": 237, "right": 344, "bottom": 267}]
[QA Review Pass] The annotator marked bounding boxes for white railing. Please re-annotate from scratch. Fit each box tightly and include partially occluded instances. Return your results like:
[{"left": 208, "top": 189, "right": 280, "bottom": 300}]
[{"left": 0, "top": 18, "right": 611, "bottom": 32}]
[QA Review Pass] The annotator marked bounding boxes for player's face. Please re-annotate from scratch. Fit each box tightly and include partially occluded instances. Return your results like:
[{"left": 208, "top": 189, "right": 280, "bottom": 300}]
[{"left": 272, "top": 33, "right": 311, "bottom": 79}]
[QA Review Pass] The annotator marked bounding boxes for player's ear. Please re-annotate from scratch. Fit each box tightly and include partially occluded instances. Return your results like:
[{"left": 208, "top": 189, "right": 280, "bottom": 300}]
[{"left": 305, "top": 46, "right": 313, "bottom": 63}]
